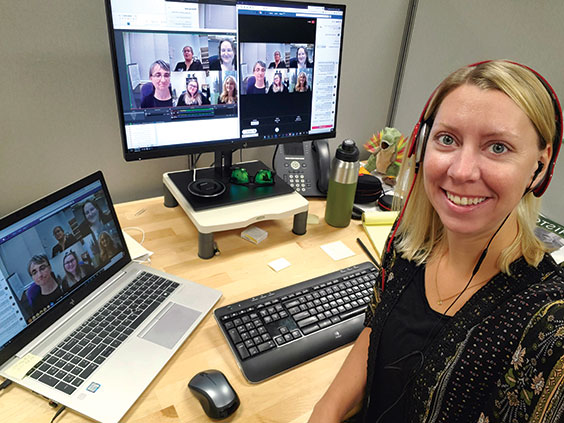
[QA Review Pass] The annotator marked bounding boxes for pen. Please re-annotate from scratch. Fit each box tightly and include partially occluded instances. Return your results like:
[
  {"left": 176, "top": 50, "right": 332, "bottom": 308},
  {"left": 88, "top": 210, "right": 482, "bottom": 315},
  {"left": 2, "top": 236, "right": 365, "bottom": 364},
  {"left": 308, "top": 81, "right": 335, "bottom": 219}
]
[{"left": 356, "top": 237, "right": 381, "bottom": 269}]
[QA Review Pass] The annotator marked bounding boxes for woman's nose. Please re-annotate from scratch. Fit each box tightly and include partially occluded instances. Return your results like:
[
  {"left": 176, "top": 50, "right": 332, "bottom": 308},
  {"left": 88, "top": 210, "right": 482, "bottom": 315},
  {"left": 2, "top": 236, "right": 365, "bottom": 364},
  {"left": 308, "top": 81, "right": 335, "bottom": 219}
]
[{"left": 447, "top": 148, "right": 481, "bottom": 181}]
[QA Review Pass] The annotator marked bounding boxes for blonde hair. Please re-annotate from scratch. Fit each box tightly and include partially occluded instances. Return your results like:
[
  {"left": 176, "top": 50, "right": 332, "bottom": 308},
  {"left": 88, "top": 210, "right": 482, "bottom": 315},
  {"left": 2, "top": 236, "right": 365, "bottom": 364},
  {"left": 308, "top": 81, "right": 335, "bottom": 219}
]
[
  {"left": 393, "top": 60, "right": 557, "bottom": 272},
  {"left": 219, "top": 76, "right": 237, "bottom": 104}
]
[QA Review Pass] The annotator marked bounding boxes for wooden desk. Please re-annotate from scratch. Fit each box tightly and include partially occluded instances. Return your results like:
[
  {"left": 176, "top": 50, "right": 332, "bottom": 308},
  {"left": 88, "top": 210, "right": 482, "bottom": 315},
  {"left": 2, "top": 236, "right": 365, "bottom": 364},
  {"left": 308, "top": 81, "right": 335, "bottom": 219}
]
[{"left": 2, "top": 197, "right": 372, "bottom": 423}]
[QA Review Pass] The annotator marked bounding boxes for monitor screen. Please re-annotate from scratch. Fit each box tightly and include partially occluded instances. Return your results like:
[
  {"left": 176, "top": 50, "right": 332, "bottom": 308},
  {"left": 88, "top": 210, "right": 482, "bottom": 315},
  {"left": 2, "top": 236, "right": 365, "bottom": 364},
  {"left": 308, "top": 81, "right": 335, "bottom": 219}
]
[{"left": 106, "top": 0, "right": 346, "bottom": 161}]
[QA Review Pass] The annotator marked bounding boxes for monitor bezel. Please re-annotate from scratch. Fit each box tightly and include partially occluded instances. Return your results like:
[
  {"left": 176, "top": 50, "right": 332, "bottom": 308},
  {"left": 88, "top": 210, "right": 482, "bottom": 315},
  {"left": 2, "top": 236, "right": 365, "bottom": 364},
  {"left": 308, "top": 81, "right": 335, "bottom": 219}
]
[{"left": 104, "top": 0, "right": 346, "bottom": 162}]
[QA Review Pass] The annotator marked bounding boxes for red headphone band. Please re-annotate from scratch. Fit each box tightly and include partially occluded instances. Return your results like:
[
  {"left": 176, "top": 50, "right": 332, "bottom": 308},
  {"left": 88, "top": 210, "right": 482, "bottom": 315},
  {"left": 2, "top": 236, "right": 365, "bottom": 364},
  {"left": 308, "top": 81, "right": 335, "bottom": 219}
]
[{"left": 406, "top": 60, "right": 563, "bottom": 197}]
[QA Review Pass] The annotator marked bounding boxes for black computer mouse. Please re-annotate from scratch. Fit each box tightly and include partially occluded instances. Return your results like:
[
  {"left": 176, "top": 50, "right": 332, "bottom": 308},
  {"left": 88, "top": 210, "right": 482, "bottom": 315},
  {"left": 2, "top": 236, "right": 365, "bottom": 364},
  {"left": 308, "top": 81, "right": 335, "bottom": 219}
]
[{"left": 188, "top": 369, "right": 240, "bottom": 419}]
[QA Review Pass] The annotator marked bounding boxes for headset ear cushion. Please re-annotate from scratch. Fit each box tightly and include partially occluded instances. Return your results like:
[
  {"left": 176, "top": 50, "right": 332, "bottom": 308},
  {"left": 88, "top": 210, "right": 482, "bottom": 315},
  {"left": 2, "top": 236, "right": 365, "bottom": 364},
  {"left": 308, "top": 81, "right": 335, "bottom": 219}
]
[{"left": 415, "top": 122, "right": 431, "bottom": 164}]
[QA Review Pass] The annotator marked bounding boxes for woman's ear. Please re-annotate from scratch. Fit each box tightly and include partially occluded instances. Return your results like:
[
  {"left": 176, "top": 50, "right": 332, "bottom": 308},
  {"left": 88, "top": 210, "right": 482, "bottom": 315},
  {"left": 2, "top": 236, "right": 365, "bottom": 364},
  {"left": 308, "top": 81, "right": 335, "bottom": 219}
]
[{"left": 537, "top": 143, "right": 553, "bottom": 182}]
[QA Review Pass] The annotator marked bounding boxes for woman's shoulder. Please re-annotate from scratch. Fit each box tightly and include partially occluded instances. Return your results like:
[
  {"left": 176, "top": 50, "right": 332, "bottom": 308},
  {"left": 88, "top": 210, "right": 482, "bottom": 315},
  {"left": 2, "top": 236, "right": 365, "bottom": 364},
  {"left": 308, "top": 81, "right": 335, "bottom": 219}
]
[
  {"left": 190, "top": 60, "right": 203, "bottom": 70},
  {"left": 101, "top": 213, "right": 113, "bottom": 224}
]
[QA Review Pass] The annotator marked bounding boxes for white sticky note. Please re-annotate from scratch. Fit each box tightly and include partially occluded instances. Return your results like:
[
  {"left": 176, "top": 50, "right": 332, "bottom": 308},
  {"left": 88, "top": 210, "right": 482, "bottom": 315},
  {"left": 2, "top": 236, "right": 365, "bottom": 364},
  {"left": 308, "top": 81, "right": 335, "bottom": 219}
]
[
  {"left": 268, "top": 257, "right": 291, "bottom": 272},
  {"left": 321, "top": 241, "right": 355, "bottom": 261},
  {"left": 4, "top": 354, "right": 42, "bottom": 380}
]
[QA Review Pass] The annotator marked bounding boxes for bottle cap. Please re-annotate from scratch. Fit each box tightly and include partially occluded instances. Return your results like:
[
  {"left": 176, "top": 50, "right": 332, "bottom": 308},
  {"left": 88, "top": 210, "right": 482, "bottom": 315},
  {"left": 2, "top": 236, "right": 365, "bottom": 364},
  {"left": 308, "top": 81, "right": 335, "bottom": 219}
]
[{"left": 336, "top": 139, "right": 359, "bottom": 162}]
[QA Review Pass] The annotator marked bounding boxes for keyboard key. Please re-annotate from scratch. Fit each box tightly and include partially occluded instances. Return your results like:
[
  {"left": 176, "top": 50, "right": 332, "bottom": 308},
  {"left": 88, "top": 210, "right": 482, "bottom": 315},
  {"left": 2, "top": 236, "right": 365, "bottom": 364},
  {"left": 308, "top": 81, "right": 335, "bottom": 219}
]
[
  {"left": 297, "top": 316, "right": 318, "bottom": 328},
  {"left": 228, "top": 328, "right": 242, "bottom": 344},
  {"left": 236, "top": 343, "right": 250, "bottom": 360},
  {"left": 301, "top": 324, "right": 320, "bottom": 335},
  {"left": 38, "top": 373, "right": 59, "bottom": 387},
  {"left": 79, "top": 363, "right": 98, "bottom": 379},
  {"left": 257, "top": 341, "right": 275, "bottom": 352},
  {"left": 55, "top": 381, "right": 76, "bottom": 395}
]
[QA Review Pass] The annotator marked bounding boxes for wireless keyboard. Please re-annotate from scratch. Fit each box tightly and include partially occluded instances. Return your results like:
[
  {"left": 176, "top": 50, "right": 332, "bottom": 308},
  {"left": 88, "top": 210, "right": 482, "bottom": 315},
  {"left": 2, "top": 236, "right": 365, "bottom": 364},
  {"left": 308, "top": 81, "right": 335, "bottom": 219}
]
[{"left": 214, "top": 262, "right": 378, "bottom": 382}]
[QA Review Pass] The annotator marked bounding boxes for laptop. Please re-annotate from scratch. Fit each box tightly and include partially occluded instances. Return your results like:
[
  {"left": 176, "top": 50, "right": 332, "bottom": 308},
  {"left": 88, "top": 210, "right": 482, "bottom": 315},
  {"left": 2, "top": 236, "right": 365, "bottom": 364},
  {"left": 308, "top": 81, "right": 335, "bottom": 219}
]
[{"left": 0, "top": 171, "right": 221, "bottom": 423}]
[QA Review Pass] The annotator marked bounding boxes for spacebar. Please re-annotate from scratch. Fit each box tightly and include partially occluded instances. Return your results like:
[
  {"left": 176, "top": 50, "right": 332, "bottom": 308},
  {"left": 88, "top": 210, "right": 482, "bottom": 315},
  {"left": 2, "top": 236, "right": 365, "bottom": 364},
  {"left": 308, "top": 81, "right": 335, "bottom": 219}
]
[
  {"left": 130, "top": 302, "right": 161, "bottom": 329},
  {"left": 340, "top": 307, "right": 365, "bottom": 320}
]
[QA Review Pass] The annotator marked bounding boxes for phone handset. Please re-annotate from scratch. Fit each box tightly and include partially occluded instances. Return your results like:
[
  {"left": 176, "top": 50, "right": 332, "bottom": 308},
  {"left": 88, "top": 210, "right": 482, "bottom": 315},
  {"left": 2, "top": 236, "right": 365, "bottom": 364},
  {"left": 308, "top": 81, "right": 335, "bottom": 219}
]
[{"left": 311, "top": 139, "right": 330, "bottom": 194}]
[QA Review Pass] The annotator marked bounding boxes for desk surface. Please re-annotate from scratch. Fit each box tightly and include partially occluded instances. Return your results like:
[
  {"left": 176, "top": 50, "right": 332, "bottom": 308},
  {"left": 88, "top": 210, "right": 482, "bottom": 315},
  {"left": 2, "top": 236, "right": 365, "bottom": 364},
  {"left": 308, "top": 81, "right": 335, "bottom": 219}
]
[{"left": 3, "top": 197, "right": 372, "bottom": 423}]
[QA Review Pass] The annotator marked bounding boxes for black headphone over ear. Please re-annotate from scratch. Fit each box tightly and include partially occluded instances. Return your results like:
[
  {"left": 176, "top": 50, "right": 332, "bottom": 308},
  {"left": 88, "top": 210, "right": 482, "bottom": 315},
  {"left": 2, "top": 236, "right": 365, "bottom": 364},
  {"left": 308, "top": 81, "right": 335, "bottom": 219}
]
[{"left": 406, "top": 60, "right": 563, "bottom": 197}]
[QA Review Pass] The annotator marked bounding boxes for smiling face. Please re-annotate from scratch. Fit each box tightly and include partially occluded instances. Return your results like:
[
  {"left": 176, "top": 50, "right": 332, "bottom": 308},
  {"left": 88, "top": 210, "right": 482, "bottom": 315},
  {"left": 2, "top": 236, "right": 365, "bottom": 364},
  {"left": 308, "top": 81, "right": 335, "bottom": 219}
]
[
  {"left": 224, "top": 78, "right": 235, "bottom": 95},
  {"left": 187, "top": 80, "right": 198, "bottom": 96},
  {"left": 100, "top": 233, "right": 111, "bottom": 249},
  {"left": 63, "top": 253, "right": 78, "bottom": 274},
  {"left": 274, "top": 51, "right": 281, "bottom": 63},
  {"left": 220, "top": 40, "right": 234, "bottom": 64},
  {"left": 422, "top": 84, "right": 551, "bottom": 240},
  {"left": 150, "top": 64, "right": 170, "bottom": 91},
  {"left": 83, "top": 202, "right": 99, "bottom": 225},
  {"left": 273, "top": 74, "right": 281, "bottom": 86},
  {"left": 29, "top": 260, "right": 52, "bottom": 287},
  {"left": 297, "top": 48, "right": 307, "bottom": 64},
  {"left": 253, "top": 63, "right": 265, "bottom": 83}
]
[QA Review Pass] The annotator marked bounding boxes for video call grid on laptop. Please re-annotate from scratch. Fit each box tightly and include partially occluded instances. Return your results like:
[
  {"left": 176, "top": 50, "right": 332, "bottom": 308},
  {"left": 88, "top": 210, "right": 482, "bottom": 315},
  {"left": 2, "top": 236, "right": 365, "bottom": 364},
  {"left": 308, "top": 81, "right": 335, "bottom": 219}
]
[{"left": 0, "top": 171, "right": 221, "bottom": 423}]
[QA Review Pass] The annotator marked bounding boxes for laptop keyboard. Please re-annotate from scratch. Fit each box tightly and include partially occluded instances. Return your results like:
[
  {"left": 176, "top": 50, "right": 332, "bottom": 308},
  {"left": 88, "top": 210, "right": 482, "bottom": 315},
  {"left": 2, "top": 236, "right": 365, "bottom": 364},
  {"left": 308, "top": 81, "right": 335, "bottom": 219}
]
[
  {"left": 28, "top": 271, "right": 179, "bottom": 395},
  {"left": 215, "top": 262, "right": 378, "bottom": 382}
]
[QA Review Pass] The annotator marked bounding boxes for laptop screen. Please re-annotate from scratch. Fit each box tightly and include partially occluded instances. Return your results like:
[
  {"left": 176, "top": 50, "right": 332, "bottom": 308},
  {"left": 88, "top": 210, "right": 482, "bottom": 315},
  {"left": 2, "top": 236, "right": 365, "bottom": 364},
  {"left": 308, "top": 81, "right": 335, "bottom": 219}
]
[{"left": 0, "top": 172, "right": 130, "bottom": 364}]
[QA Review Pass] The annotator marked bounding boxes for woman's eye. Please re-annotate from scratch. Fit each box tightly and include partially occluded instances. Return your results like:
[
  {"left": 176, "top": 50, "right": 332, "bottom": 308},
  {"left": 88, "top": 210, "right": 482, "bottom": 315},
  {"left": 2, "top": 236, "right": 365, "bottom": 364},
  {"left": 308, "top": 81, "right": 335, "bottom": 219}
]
[
  {"left": 437, "top": 135, "right": 455, "bottom": 146},
  {"left": 489, "top": 143, "right": 507, "bottom": 154}
]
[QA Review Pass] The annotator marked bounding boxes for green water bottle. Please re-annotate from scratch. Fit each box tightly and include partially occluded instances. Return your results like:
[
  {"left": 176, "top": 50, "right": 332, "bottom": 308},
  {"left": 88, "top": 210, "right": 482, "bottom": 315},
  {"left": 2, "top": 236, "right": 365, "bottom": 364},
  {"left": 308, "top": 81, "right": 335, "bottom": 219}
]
[{"left": 325, "top": 139, "right": 360, "bottom": 227}]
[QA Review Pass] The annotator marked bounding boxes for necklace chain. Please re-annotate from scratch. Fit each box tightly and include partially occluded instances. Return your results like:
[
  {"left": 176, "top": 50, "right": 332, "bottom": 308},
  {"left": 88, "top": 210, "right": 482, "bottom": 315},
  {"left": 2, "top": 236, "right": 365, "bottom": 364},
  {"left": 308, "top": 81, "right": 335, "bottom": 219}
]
[{"left": 433, "top": 252, "right": 489, "bottom": 306}]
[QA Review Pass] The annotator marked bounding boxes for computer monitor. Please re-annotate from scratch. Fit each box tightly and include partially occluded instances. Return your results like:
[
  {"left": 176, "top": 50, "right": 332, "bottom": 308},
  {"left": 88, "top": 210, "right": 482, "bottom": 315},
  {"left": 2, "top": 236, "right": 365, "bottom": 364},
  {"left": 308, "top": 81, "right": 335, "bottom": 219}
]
[{"left": 105, "top": 0, "right": 345, "bottom": 202}]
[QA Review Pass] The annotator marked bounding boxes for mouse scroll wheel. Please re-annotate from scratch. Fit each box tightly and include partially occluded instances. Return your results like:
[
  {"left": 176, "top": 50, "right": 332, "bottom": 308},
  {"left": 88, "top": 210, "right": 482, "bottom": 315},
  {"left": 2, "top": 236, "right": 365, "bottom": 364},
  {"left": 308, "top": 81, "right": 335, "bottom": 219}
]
[{"left": 204, "top": 374, "right": 217, "bottom": 385}]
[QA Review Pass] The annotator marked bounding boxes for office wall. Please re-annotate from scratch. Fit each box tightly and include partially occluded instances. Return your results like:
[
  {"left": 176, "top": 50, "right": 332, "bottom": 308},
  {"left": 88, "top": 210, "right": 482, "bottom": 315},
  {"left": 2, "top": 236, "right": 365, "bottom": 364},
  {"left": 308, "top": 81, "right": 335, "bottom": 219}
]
[
  {"left": 0, "top": 0, "right": 408, "bottom": 217},
  {"left": 392, "top": 0, "right": 564, "bottom": 221}
]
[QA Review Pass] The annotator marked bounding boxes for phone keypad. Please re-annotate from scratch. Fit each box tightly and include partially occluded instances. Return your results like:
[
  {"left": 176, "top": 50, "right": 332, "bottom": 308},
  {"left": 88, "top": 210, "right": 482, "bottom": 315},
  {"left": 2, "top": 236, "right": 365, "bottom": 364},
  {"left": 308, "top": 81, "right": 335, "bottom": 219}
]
[{"left": 283, "top": 171, "right": 311, "bottom": 193}]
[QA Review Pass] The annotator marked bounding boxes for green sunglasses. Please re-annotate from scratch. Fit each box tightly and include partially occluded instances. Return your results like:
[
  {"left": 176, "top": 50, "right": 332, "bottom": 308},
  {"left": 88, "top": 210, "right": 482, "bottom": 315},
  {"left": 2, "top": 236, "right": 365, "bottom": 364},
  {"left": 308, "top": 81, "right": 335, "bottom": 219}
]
[{"left": 229, "top": 167, "right": 276, "bottom": 186}]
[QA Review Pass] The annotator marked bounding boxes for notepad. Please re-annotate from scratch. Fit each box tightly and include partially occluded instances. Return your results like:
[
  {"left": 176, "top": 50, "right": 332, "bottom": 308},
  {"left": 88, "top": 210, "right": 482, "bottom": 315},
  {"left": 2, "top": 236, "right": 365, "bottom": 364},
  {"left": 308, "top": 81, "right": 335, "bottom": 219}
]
[{"left": 362, "top": 211, "right": 398, "bottom": 259}]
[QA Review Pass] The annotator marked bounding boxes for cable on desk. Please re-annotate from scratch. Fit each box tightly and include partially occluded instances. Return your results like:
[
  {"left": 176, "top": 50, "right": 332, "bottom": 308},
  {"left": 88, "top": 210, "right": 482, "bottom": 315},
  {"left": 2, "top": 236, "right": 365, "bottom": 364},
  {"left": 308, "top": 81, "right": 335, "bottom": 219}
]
[
  {"left": 0, "top": 379, "right": 12, "bottom": 391},
  {"left": 122, "top": 226, "right": 145, "bottom": 244},
  {"left": 50, "top": 405, "right": 66, "bottom": 423}
]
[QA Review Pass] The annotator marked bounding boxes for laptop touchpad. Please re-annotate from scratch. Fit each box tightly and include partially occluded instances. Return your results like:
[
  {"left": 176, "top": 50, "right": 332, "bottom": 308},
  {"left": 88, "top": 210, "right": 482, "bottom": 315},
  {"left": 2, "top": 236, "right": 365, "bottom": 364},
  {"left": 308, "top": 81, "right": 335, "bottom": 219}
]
[{"left": 139, "top": 303, "right": 201, "bottom": 349}]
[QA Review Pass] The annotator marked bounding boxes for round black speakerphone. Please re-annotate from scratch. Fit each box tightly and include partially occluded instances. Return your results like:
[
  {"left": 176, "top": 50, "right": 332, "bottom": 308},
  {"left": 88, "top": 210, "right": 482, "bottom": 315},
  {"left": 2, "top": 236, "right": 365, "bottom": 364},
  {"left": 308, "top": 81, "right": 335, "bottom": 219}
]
[{"left": 187, "top": 179, "right": 226, "bottom": 198}]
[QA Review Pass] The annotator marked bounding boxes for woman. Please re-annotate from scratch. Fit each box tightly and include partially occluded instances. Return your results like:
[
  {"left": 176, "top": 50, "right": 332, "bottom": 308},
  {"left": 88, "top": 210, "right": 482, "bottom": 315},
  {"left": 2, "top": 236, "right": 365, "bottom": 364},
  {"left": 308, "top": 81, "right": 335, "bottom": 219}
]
[
  {"left": 26, "top": 255, "right": 64, "bottom": 316},
  {"left": 174, "top": 45, "right": 203, "bottom": 71},
  {"left": 218, "top": 75, "right": 237, "bottom": 104},
  {"left": 140, "top": 60, "right": 172, "bottom": 108},
  {"left": 99, "top": 231, "right": 121, "bottom": 265},
  {"left": 267, "top": 71, "right": 287, "bottom": 94},
  {"left": 210, "top": 39, "right": 236, "bottom": 71},
  {"left": 61, "top": 250, "right": 95, "bottom": 291},
  {"left": 80, "top": 199, "right": 112, "bottom": 242},
  {"left": 309, "top": 60, "right": 564, "bottom": 422},
  {"left": 294, "top": 71, "right": 310, "bottom": 92},
  {"left": 292, "top": 47, "right": 312, "bottom": 69},
  {"left": 51, "top": 225, "right": 76, "bottom": 257},
  {"left": 246, "top": 61, "right": 267, "bottom": 94},
  {"left": 268, "top": 50, "right": 286, "bottom": 69},
  {"left": 177, "top": 77, "right": 210, "bottom": 106}
]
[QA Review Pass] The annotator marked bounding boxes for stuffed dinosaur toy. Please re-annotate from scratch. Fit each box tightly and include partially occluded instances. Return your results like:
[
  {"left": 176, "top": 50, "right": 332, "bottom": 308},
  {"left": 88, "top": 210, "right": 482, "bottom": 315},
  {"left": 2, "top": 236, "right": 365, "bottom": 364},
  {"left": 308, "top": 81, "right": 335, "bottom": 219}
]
[{"left": 363, "top": 127, "right": 407, "bottom": 186}]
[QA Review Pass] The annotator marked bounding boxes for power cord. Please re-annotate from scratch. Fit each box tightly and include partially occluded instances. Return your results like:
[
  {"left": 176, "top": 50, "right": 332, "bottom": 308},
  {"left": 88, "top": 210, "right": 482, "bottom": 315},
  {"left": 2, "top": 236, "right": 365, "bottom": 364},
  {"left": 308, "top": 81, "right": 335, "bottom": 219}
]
[
  {"left": 50, "top": 405, "right": 66, "bottom": 423},
  {"left": 122, "top": 226, "right": 145, "bottom": 245},
  {"left": 0, "top": 378, "right": 12, "bottom": 391}
]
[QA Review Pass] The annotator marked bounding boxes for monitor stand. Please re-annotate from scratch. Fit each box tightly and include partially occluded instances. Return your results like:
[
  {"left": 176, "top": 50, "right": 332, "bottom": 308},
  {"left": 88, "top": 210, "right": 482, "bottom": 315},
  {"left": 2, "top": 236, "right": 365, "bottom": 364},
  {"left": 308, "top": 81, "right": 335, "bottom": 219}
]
[{"left": 162, "top": 152, "right": 308, "bottom": 259}]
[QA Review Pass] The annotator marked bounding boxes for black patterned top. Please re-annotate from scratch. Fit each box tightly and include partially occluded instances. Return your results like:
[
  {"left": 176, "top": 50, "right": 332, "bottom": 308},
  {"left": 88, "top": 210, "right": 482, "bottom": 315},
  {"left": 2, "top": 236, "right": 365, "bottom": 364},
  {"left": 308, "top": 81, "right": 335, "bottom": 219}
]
[{"left": 361, "top": 242, "right": 564, "bottom": 423}]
